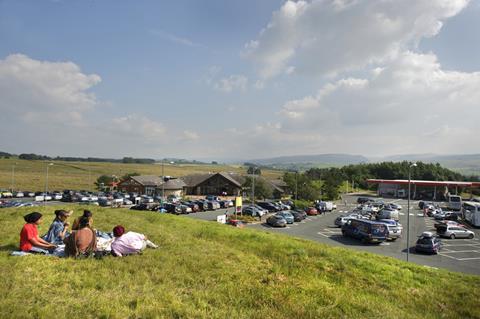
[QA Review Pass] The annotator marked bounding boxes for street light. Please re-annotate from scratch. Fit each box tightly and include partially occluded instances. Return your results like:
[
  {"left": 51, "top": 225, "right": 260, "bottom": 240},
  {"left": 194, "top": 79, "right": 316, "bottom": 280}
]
[
  {"left": 11, "top": 162, "right": 17, "bottom": 192},
  {"left": 251, "top": 166, "right": 256, "bottom": 205},
  {"left": 45, "top": 163, "right": 54, "bottom": 205},
  {"left": 406, "top": 162, "right": 417, "bottom": 262},
  {"left": 161, "top": 159, "right": 165, "bottom": 209},
  {"left": 295, "top": 171, "right": 298, "bottom": 203}
]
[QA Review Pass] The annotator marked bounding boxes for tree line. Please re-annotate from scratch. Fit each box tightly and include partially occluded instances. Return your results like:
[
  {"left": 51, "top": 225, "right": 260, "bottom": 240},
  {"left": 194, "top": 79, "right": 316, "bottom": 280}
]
[
  {"left": 15, "top": 153, "right": 155, "bottom": 164},
  {"left": 283, "top": 161, "right": 478, "bottom": 201}
]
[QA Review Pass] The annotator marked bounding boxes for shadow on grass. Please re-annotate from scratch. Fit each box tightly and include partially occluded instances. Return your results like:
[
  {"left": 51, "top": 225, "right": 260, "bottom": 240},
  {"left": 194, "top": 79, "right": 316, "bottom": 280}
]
[
  {"left": 328, "top": 234, "right": 385, "bottom": 247},
  {"left": 0, "top": 244, "right": 18, "bottom": 252}
]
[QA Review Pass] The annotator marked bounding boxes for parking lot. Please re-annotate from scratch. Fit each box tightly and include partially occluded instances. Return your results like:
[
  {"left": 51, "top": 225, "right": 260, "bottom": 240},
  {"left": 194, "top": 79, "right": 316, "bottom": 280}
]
[{"left": 187, "top": 195, "right": 480, "bottom": 275}]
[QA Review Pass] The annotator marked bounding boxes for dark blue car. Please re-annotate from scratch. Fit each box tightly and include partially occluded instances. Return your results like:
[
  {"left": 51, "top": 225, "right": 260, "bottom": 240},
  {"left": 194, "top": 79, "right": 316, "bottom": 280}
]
[
  {"left": 341, "top": 219, "right": 389, "bottom": 244},
  {"left": 415, "top": 232, "right": 442, "bottom": 254}
]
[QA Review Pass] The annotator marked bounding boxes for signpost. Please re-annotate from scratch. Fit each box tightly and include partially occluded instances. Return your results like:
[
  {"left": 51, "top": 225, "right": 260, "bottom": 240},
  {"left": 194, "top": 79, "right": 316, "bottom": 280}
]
[{"left": 235, "top": 196, "right": 242, "bottom": 218}]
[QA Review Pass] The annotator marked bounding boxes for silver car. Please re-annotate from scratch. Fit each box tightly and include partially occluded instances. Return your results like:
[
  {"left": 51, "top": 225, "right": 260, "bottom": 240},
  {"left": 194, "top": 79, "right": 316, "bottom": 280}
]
[
  {"left": 437, "top": 225, "right": 475, "bottom": 239},
  {"left": 378, "top": 219, "right": 403, "bottom": 241}
]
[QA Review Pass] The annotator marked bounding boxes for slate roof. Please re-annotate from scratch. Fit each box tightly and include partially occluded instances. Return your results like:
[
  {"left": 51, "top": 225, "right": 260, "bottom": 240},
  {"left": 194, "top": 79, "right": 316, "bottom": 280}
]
[
  {"left": 130, "top": 175, "right": 164, "bottom": 187},
  {"left": 162, "top": 178, "right": 186, "bottom": 190}
]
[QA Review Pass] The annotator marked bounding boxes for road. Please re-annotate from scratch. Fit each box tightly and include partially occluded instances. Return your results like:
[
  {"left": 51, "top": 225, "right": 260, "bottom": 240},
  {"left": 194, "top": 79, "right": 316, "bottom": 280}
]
[{"left": 186, "top": 196, "right": 480, "bottom": 275}]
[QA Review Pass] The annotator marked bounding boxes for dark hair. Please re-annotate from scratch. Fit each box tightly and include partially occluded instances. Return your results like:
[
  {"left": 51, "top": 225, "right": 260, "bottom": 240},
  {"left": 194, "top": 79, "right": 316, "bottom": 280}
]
[
  {"left": 54, "top": 210, "right": 68, "bottom": 219},
  {"left": 113, "top": 225, "right": 125, "bottom": 237},
  {"left": 24, "top": 212, "right": 42, "bottom": 223},
  {"left": 83, "top": 210, "right": 93, "bottom": 218},
  {"left": 78, "top": 216, "right": 91, "bottom": 229}
]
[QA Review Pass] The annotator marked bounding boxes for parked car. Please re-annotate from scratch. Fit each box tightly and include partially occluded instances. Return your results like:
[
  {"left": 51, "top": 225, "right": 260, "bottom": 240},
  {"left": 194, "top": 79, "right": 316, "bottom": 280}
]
[
  {"left": 436, "top": 225, "right": 475, "bottom": 239},
  {"left": 341, "top": 219, "right": 389, "bottom": 244},
  {"left": 275, "top": 211, "right": 294, "bottom": 224},
  {"left": 266, "top": 215, "right": 287, "bottom": 228},
  {"left": 357, "top": 197, "right": 374, "bottom": 204},
  {"left": 227, "top": 219, "right": 245, "bottom": 228},
  {"left": 98, "top": 198, "right": 112, "bottom": 207},
  {"left": 335, "top": 215, "right": 352, "bottom": 227},
  {"left": 304, "top": 207, "right": 318, "bottom": 216},
  {"left": 376, "top": 208, "right": 399, "bottom": 221},
  {"left": 52, "top": 193, "right": 63, "bottom": 200},
  {"left": 434, "top": 211, "right": 458, "bottom": 221},
  {"left": 316, "top": 201, "right": 334, "bottom": 212},
  {"left": 206, "top": 195, "right": 221, "bottom": 201},
  {"left": 123, "top": 199, "right": 133, "bottom": 205},
  {"left": 0, "top": 190, "right": 13, "bottom": 198},
  {"left": 13, "top": 191, "right": 24, "bottom": 198},
  {"left": 242, "top": 205, "right": 265, "bottom": 217},
  {"left": 434, "top": 220, "right": 466, "bottom": 230},
  {"left": 290, "top": 210, "right": 306, "bottom": 222},
  {"left": 257, "top": 201, "right": 280, "bottom": 212},
  {"left": 163, "top": 203, "right": 182, "bottom": 214},
  {"left": 130, "top": 203, "right": 150, "bottom": 211},
  {"left": 418, "top": 201, "right": 433, "bottom": 209},
  {"left": 386, "top": 203, "right": 402, "bottom": 210},
  {"left": 219, "top": 200, "right": 233, "bottom": 208},
  {"left": 377, "top": 219, "right": 402, "bottom": 241},
  {"left": 193, "top": 200, "right": 209, "bottom": 211},
  {"left": 415, "top": 232, "right": 442, "bottom": 254}
]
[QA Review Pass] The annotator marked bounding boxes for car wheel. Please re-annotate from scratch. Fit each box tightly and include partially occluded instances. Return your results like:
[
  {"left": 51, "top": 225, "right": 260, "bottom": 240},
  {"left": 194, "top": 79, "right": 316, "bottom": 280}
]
[
  {"left": 450, "top": 234, "right": 455, "bottom": 239},
  {"left": 468, "top": 234, "right": 474, "bottom": 239}
]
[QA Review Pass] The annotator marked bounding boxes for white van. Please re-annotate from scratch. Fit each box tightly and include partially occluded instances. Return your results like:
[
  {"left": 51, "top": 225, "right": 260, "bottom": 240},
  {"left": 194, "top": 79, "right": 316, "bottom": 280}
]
[
  {"left": 463, "top": 201, "right": 480, "bottom": 227},
  {"left": 447, "top": 195, "right": 462, "bottom": 211}
]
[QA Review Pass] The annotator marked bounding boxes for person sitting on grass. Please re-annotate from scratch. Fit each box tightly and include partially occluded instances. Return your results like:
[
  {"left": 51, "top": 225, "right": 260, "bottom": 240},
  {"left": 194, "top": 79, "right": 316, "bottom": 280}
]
[
  {"left": 110, "top": 225, "right": 158, "bottom": 257},
  {"left": 20, "top": 212, "right": 57, "bottom": 254},
  {"left": 64, "top": 216, "right": 97, "bottom": 258},
  {"left": 71, "top": 210, "right": 93, "bottom": 230},
  {"left": 72, "top": 210, "right": 112, "bottom": 239},
  {"left": 42, "top": 210, "right": 72, "bottom": 245}
]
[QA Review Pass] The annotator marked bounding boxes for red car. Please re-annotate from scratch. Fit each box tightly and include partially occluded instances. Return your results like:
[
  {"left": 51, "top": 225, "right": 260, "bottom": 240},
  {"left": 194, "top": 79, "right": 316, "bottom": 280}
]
[
  {"left": 227, "top": 219, "right": 245, "bottom": 228},
  {"left": 304, "top": 207, "right": 318, "bottom": 216}
]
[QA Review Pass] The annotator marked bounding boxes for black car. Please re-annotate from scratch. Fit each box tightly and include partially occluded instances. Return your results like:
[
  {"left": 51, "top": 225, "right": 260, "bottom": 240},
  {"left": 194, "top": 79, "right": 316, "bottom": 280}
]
[
  {"left": 266, "top": 215, "right": 287, "bottom": 227},
  {"left": 193, "top": 200, "right": 208, "bottom": 211},
  {"left": 415, "top": 232, "right": 442, "bottom": 254},
  {"left": 357, "top": 197, "right": 374, "bottom": 204},
  {"left": 130, "top": 203, "right": 150, "bottom": 211},
  {"left": 164, "top": 203, "right": 182, "bottom": 214},
  {"left": 257, "top": 201, "right": 279, "bottom": 212},
  {"left": 290, "top": 210, "right": 306, "bottom": 222}
]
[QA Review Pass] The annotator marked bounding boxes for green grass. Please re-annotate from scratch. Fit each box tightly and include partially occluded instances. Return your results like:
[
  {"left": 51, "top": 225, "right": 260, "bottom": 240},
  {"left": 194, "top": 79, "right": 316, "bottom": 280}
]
[
  {"left": 0, "top": 158, "right": 282, "bottom": 192},
  {"left": 0, "top": 205, "right": 479, "bottom": 318}
]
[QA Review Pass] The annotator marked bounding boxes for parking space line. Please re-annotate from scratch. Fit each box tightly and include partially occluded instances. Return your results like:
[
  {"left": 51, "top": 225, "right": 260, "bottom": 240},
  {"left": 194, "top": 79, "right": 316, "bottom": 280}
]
[
  {"left": 437, "top": 253, "right": 459, "bottom": 260},
  {"left": 439, "top": 250, "right": 480, "bottom": 254},
  {"left": 458, "top": 257, "right": 480, "bottom": 261}
]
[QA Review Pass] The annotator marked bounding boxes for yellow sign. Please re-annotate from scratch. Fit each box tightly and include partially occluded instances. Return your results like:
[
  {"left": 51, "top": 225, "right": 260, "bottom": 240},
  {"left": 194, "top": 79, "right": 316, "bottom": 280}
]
[{"left": 235, "top": 196, "right": 242, "bottom": 213}]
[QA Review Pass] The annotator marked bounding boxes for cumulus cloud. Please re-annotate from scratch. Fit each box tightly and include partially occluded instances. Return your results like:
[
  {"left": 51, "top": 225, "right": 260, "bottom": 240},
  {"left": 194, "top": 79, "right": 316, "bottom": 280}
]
[
  {"left": 246, "top": 0, "right": 470, "bottom": 79},
  {"left": 108, "top": 114, "right": 167, "bottom": 142},
  {"left": 182, "top": 130, "right": 200, "bottom": 141},
  {"left": 273, "top": 51, "right": 480, "bottom": 154},
  {"left": 213, "top": 74, "right": 248, "bottom": 93},
  {"left": 0, "top": 54, "right": 101, "bottom": 125}
]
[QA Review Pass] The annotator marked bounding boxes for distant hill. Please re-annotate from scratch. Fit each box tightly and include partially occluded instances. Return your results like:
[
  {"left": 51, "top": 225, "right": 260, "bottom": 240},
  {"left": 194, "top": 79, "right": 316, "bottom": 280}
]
[
  {"left": 247, "top": 154, "right": 368, "bottom": 170},
  {"left": 378, "top": 154, "right": 480, "bottom": 176}
]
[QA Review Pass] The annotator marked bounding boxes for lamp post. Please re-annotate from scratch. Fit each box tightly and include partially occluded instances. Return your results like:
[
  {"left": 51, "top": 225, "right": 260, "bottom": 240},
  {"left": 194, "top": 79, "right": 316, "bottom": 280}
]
[
  {"left": 45, "top": 163, "right": 53, "bottom": 205},
  {"left": 161, "top": 159, "right": 165, "bottom": 209},
  {"left": 406, "top": 162, "right": 417, "bottom": 262},
  {"left": 295, "top": 171, "right": 298, "bottom": 203},
  {"left": 251, "top": 167, "right": 256, "bottom": 205},
  {"left": 11, "top": 162, "right": 17, "bottom": 192}
]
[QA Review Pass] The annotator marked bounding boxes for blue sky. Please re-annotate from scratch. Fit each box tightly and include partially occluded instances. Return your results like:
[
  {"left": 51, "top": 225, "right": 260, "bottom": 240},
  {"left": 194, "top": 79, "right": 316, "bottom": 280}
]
[{"left": 0, "top": 0, "right": 479, "bottom": 160}]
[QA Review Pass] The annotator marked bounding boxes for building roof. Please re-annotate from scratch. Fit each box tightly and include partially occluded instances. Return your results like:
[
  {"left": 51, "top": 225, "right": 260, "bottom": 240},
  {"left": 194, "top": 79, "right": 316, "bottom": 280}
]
[
  {"left": 269, "top": 179, "right": 288, "bottom": 188},
  {"left": 367, "top": 179, "right": 480, "bottom": 187},
  {"left": 181, "top": 174, "right": 212, "bottom": 187},
  {"left": 130, "top": 175, "right": 164, "bottom": 187},
  {"left": 162, "top": 178, "right": 186, "bottom": 190}
]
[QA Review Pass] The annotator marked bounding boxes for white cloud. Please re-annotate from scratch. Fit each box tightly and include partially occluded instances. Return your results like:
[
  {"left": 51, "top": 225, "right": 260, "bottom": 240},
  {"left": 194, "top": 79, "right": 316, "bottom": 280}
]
[
  {"left": 274, "top": 51, "right": 480, "bottom": 154},
  {"left": 0, "top": 53, "right": 101, "bottom": 125},
  {"left": 213, "top": 74, "right": 248, "bottom": 93},
  {"left": 246, "top": 0, "right": 470, "bottom": 79},
  {"left": 149, "top": 29, "right": 205, "bottom": 48},
  {"left": 109, "top": 114, "right": 167, "bottom": 142},
  {"left": 182, "top": 130, "right": 200, "bottom": 141}
]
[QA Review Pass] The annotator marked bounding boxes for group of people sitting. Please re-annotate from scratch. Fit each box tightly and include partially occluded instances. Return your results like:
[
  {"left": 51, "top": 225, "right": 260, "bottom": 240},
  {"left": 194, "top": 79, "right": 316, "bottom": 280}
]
[{"left": 19, "top": 209, "right": 158, "bottom": 258}]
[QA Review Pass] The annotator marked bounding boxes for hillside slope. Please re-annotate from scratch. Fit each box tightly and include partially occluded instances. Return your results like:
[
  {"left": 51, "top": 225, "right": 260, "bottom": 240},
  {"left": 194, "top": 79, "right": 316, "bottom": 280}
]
[{"left": 0, "top": 206, "right": 479, "bottom": 319}]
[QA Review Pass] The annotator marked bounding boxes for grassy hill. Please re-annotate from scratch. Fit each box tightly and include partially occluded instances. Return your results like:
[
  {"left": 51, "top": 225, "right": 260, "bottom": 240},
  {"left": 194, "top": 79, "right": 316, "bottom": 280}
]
[
  {"left": 0, "top": 158, "right": 283, "bottom": 192},
  {"left": 0, "top": 206, "right": 479, "bottom": 318}
]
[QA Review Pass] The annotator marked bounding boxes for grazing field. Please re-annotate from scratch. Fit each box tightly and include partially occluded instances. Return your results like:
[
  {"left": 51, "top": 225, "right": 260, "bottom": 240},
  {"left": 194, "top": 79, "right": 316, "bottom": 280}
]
[
  {"left": 1, "top": 205, "right": 479, "bottom": 319},
  {"left": 0, "top": 158, "right": 283, "bottom": 192}
]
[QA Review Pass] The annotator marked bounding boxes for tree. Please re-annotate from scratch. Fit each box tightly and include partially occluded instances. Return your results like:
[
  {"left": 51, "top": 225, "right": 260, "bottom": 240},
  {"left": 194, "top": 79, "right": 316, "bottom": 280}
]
[
  {"left": 95, "top": 175, "right": 118, "bottom": 190},
  {"left": 243, "top": 177, "right": 272, "bottom": 200},
  {"left": 121, "top": 172, "right": 140, "bottom": 181},
  {"left": 247, "top": 166, "right": 262, "bottom": 175}
]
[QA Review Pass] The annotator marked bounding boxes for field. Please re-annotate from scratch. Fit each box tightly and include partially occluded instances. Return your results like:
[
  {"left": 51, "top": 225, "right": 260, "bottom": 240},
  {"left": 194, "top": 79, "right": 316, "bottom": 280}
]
[
  {"left": 1, "top": 205, "right": 479, "bottom": 318},
  {"left": 0, "top": 158, "right": 283, "bottom": 192}
]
